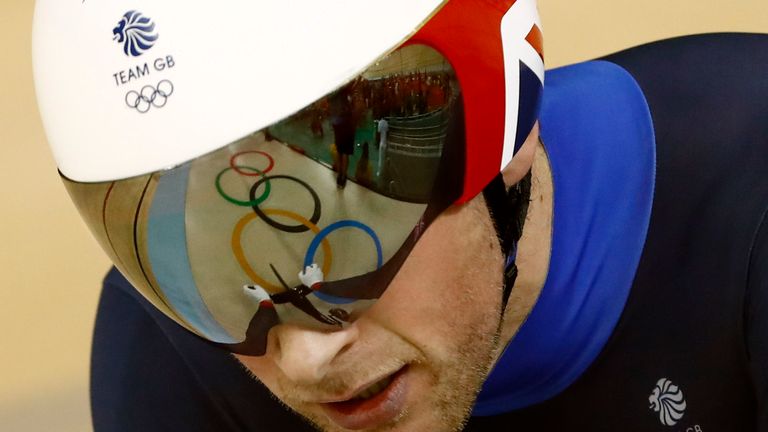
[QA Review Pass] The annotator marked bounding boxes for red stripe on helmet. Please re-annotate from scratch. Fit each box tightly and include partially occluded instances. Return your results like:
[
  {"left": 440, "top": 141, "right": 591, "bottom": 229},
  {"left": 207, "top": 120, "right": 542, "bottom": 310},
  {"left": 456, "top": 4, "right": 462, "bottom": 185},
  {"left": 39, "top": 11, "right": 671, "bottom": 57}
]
[
  {"left": 526, "top": 24, "right": 544, "bottom": 60},
  {"left": 408, "top": 0, "right": 517, "bottom": 203}
]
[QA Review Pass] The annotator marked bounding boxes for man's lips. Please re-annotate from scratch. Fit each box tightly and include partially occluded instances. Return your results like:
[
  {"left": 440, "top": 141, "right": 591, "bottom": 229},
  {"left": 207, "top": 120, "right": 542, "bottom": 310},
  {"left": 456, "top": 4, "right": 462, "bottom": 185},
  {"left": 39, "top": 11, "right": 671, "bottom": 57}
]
[
  {"left": 319, "top": 366, "right": 410, "bottom": 430},
  {"left": 315, "top": 366, "right": 405, "bottom": 404}
]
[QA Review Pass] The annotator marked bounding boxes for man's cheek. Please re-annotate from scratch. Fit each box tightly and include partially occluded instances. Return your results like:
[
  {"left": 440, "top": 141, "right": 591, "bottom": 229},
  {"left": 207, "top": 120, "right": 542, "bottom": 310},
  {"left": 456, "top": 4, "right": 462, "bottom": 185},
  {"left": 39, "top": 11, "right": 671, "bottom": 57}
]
[{"left": 233, "top": 354, "right": 280, "bottom": 391}]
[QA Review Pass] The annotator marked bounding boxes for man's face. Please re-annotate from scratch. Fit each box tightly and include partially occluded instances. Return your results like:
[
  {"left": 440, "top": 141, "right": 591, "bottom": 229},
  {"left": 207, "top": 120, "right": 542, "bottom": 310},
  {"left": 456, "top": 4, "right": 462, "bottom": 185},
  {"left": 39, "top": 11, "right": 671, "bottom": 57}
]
[{"left": 235, "top": 195, "right": 506, "bottom": 431}]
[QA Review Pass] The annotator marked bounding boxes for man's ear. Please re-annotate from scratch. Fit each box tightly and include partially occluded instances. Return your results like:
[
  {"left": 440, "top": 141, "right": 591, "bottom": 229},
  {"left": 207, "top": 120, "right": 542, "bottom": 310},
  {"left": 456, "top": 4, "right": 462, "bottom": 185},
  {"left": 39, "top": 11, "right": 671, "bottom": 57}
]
[{"left": 502, "top": 122, "right": 539, "bottom": 188}]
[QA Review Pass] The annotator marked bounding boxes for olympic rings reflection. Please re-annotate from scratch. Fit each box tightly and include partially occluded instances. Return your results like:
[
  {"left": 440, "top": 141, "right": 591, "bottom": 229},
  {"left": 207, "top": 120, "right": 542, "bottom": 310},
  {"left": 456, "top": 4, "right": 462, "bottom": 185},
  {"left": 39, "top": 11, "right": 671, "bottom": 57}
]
[
  {"left": 230, "top": 151, "right": 275, "bottom": 177},
  {"left": 217, "top": 148, "right": 382, "bottom": 294},
  {"left": 305, "top": 220, "right": 383, "bottom": 305},
  {"left": 250, "top": 175, "right": 321, "bottom": 234},
  {"left": 216, "top": 166, "right": 271, "bottom": 207},
  {"left": 232, "top": 210, "right": 332, "bottom": 292},
  {"left": 305, "top": 220, "right": 383, "bottom": 270}
]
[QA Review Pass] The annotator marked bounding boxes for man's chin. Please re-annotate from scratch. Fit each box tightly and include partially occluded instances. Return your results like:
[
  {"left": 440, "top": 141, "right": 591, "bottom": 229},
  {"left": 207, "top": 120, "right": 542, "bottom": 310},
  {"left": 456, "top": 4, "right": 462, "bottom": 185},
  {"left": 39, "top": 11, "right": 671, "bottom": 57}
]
[{"left": 294, "top": 405, "right": 471, "bottom": 432}]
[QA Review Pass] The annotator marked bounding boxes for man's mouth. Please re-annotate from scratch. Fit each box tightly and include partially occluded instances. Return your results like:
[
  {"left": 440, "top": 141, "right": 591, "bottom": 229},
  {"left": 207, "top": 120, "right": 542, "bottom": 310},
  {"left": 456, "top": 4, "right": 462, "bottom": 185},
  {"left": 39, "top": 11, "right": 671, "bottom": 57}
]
[
  {"left": 320, "top": 367, "right": 409, "bottom": 430},
  {"left": 349, "top": 374, "right": 395, "bottom": 400}
]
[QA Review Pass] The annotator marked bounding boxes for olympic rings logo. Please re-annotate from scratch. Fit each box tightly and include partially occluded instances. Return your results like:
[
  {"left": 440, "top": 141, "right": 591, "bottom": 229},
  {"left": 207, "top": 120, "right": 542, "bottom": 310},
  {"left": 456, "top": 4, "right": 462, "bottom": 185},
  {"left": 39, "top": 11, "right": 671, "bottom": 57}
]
[
  {"left": 125, "top": 79, "right": 174, "bottom": 113},
  {"left": 216, "top": 150, "right": 383, "bottom": 297}
]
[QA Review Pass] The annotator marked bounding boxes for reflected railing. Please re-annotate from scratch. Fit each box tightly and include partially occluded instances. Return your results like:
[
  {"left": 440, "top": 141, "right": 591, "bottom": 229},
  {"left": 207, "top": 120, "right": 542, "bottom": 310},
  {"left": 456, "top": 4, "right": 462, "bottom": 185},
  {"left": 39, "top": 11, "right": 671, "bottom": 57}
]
[{"left": 380, "top": 107, "right": 449, "bottom": 201}]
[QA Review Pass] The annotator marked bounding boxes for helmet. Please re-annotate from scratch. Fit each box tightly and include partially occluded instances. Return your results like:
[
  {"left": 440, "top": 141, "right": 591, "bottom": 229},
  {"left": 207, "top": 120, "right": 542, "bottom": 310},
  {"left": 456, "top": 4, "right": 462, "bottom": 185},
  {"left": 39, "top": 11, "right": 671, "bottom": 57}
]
[{"left": 33, "top": 0, "right": 544, "bottom": 355}]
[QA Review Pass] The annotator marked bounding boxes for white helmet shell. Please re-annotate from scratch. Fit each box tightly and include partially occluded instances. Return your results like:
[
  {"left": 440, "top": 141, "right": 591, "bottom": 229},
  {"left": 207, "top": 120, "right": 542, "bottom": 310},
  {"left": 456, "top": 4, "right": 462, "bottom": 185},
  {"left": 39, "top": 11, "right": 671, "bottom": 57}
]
[{"left": 33, "top": 1, "right": 447, "bottom": 182}]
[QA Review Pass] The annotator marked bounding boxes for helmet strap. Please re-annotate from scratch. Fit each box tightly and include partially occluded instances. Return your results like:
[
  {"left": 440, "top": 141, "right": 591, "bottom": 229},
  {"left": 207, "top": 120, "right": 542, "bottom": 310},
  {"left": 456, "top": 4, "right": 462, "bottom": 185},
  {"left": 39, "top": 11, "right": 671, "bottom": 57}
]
[{"left": 482, "top": 170, "right": 532, "bottom": 311}]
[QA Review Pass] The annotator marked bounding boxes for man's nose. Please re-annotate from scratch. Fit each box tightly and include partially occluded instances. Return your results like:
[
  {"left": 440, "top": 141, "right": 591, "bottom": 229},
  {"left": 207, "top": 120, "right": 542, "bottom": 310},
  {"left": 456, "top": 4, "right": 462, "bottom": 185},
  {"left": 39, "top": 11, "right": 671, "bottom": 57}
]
[{"left": 271, "top": 324, "right": 359, "bottom": 385}]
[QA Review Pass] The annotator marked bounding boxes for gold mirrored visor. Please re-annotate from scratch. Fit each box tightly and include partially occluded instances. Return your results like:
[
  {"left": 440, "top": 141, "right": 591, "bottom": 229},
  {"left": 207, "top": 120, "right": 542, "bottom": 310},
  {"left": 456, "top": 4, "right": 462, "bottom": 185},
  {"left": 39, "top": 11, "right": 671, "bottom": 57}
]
[{"left": 62, "top": 44, "right": 464, "bottom": 355}]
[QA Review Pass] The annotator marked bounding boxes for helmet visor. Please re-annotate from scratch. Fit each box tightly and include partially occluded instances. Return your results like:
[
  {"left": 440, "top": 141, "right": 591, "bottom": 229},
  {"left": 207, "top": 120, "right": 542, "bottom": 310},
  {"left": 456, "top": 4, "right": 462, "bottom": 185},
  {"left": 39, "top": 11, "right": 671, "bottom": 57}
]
[{"left": 63, "top": 44, "right": 465, "bottom": 355}]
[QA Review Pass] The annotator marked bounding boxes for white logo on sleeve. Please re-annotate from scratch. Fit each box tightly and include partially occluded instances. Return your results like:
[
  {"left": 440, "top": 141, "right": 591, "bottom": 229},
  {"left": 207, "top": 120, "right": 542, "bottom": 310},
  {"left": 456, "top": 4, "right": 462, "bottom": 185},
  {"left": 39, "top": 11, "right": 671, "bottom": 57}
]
[{"left": 649, "top": 378, "right": 687, "bottom": 426}]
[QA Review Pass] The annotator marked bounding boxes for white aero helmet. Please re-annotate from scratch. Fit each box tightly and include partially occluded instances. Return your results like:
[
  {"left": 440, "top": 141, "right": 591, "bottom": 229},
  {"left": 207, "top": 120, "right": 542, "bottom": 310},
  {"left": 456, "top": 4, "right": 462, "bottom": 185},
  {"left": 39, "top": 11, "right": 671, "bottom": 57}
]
[{"left": 33, "top": 0, "right": 544, "bottom": 355}]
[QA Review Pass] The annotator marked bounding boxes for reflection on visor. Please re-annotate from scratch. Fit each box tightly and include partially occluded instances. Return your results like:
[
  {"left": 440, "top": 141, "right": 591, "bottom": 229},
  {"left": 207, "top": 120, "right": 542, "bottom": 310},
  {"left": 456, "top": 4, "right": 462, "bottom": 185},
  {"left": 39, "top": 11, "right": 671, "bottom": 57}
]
[
  {"left": 62, "top": 44, "right": 463, "bottom": 356},
  {"left": 269, "top": 47, "right": 456, "bottom": 202}
]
